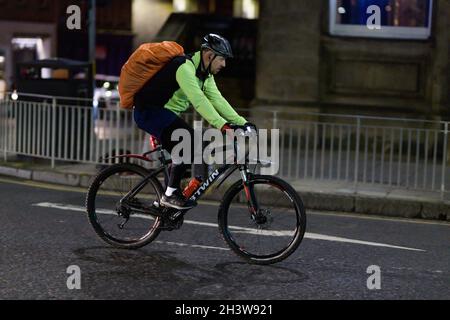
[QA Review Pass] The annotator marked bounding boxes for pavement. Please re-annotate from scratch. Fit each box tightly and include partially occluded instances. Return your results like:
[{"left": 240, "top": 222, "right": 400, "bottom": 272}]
[{"left": 0, "top": 156, "right": 450, "bottom": 222}]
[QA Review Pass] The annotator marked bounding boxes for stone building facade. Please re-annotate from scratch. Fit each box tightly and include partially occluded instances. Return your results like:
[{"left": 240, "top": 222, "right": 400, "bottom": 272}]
[{"left": 254, "top": 0, "right": 450, "bottom": 120}]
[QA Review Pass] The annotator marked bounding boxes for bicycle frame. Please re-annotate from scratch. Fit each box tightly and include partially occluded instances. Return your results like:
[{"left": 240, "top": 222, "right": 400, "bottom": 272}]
[{"left": 106, "top": 133, "right": 261, "bottom": 219}]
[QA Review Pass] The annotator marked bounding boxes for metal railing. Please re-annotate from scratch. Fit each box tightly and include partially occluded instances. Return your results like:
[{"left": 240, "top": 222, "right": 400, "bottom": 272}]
[
  {"left": 0, "top": 94, "right": 208, "bottom": 169},
  {"left": 1, "top": 94, "right": 449, "bottom": 198},
  {"left": 252, "top": 109, "right": 450, "bottom": 199}
]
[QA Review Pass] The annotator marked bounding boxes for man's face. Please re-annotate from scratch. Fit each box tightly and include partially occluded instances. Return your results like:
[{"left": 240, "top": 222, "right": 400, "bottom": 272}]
[
  {"left": 210, "top": 56, "right": 226, "bottom": 75},
  {"left": 205, "top": 51, "right": 226, "bottom": 75}
]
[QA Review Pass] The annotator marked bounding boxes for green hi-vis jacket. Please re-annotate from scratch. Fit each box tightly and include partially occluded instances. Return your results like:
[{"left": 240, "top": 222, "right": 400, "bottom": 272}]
[{"left": 134, "top": 51, "right": 247, "bottom": 130}]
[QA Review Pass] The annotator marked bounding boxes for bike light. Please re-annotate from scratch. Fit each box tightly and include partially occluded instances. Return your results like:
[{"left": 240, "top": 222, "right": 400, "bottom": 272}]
[{"left": 150, "top": 135, "right": 158, "bottom": 149}]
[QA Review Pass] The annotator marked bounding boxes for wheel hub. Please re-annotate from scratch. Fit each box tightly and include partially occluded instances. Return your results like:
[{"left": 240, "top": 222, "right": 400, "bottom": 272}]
[{"left": 255, "top": 209, "right": 273, "bottom": 228}]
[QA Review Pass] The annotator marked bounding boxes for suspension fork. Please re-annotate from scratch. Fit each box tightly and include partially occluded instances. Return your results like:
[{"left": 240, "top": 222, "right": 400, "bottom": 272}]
[{"left": 239, "top": 166, "right": 259, "bottom": 217}]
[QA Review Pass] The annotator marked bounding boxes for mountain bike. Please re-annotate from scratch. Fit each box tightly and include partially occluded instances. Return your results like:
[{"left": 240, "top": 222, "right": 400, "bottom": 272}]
[{"left": 85, "top": 125, "right": 306, "bottom": 265}]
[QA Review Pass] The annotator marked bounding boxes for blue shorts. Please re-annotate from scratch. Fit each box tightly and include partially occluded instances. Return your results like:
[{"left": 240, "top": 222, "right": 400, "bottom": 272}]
[{"left": 133, "top": 107, "right": 178, "bottom": 140}]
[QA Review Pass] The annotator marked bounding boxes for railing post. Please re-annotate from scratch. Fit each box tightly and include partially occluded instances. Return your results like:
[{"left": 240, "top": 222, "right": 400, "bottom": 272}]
[
  {"left": 354, "top": 117, "right": 361, "bottom": 192},
  {"left": 51, "top": 98, "right": 56, "bottom": 169},
  {"left": 116, "top": 106, "right": 121, "bottom": 165},
  {"left": 3, "top": 96, "right": 8, "bottom": 162},
  {"left": 272, "top": 111, "right": 279, "bottom": 177},
  {"left": 441, "top": 122, "right": 448, "bottom": 200},
  {"left": 272, "top": 111, "right": 278, "bottom": 131}
]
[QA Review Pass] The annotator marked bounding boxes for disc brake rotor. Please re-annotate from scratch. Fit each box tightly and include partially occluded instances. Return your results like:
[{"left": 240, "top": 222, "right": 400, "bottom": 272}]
[{"left": 254, "top": 209, "right": 273, "bottom": 229}]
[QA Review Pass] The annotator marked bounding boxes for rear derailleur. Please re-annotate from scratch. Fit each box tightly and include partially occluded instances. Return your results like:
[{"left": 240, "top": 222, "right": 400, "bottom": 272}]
[{"left": 116, "top": 205, "right": 131, "bottom": 230}]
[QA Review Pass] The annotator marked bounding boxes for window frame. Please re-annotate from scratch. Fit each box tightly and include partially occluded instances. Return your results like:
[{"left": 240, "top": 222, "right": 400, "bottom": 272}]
[{"left": 329, "top": 0, "right": 434, "bottom": 40}]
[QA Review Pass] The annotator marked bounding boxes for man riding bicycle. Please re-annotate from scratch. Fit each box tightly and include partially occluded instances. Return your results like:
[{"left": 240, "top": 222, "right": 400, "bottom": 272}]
[{"left": 133, "top": 34, "right": 253, "bottom": 210}]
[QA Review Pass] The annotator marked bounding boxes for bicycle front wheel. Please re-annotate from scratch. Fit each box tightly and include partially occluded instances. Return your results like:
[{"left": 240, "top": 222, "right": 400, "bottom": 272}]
[
  {"left": 86, "top": 163, "right": 164, "bottom": 249},
  {"left": 218, "top": 175, "right": 306, "bottom": 265}
]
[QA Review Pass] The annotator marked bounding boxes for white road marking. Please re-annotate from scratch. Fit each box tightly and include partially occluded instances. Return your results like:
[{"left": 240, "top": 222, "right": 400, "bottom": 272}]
[
  {"left": 33, "top": 202, "right": 426, "bottom": 252},
  {"left": 2, "top": 176, "right": 448, "bottom": 226},
  {"left": 154, "top": 241, "right": 230, "bottom": 251},
  {"left": 303, "top": 233, "right": 424, "bottom": 252}
]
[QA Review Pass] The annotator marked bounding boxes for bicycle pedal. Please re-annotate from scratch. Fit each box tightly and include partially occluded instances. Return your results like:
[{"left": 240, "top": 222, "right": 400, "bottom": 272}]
[{"left": 160, "top": 216, "right": 184, "bottom": 231}]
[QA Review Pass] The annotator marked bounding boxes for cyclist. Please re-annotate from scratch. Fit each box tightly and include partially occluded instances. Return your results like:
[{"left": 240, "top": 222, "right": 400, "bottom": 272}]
[{"left": 133, "top": 33, "right": 253, "bottom": 210}]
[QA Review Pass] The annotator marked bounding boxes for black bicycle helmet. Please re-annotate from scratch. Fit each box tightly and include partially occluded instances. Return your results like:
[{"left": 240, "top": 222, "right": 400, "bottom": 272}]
[{"left": 201, "top": 33, "right": 234, "bottom": 59}]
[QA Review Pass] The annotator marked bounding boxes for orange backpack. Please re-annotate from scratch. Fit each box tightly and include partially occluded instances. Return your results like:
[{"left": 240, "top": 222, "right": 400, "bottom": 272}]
[{"left": 118, "top": 41, "right": 185, "bottom": 109}]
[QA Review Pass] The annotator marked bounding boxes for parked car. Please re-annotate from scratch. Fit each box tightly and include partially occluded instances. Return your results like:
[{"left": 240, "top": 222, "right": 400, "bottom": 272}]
[
  {"left": 93, "top": 74, "right": 137, "bottom": 164},
  {"left": 93, "top": 74, "right": 120, "bottom": 112}
]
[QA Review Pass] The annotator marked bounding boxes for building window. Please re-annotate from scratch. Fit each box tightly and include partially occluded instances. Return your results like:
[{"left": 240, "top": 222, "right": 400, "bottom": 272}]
[
  {"left": 234, "top": 0, "right": 259, "bottom": 19},
  {"left": 173, "top": 0, "right": 259, "bottom": 18},
  {"left": 329, "top": 0, "right": 433, "bottom": 39},
  {"left": 173, "top": 0, "right": 191, "bottom": 12}
]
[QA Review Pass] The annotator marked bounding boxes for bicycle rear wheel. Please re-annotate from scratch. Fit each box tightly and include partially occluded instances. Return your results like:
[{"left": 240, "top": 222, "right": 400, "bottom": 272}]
[
  {"left": 86, "top": 163, "right": 164, "bottom": 249},
  {"left": 218, "top": 175, "right": 306, "bottom": 265}
]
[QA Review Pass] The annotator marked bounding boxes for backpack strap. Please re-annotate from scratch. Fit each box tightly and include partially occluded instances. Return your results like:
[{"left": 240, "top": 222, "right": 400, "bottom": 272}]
[{"left": 185, "top": 53, "right": 209, "bottom": 91}]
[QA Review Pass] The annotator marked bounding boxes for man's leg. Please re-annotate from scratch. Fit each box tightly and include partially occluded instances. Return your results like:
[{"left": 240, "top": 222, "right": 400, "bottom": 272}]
[{"left": 159, "top": 117, "right": 196, "bottom": 209}]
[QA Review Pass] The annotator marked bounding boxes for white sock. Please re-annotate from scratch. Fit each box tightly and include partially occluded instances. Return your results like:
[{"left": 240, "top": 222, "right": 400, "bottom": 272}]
[{"left": 165, "top": 187, "right": 178, "bottom": 197}]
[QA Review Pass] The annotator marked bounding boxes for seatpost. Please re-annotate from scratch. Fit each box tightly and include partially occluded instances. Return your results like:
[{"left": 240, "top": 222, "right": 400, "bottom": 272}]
[{"left": 158, "top": 150, "right": 171, "bottom": 184}]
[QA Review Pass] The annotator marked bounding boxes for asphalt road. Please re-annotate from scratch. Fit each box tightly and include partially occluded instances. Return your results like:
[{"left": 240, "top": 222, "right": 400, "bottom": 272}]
[{"left": 0, "top": 175, "right": 449, "bottom": 300}]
